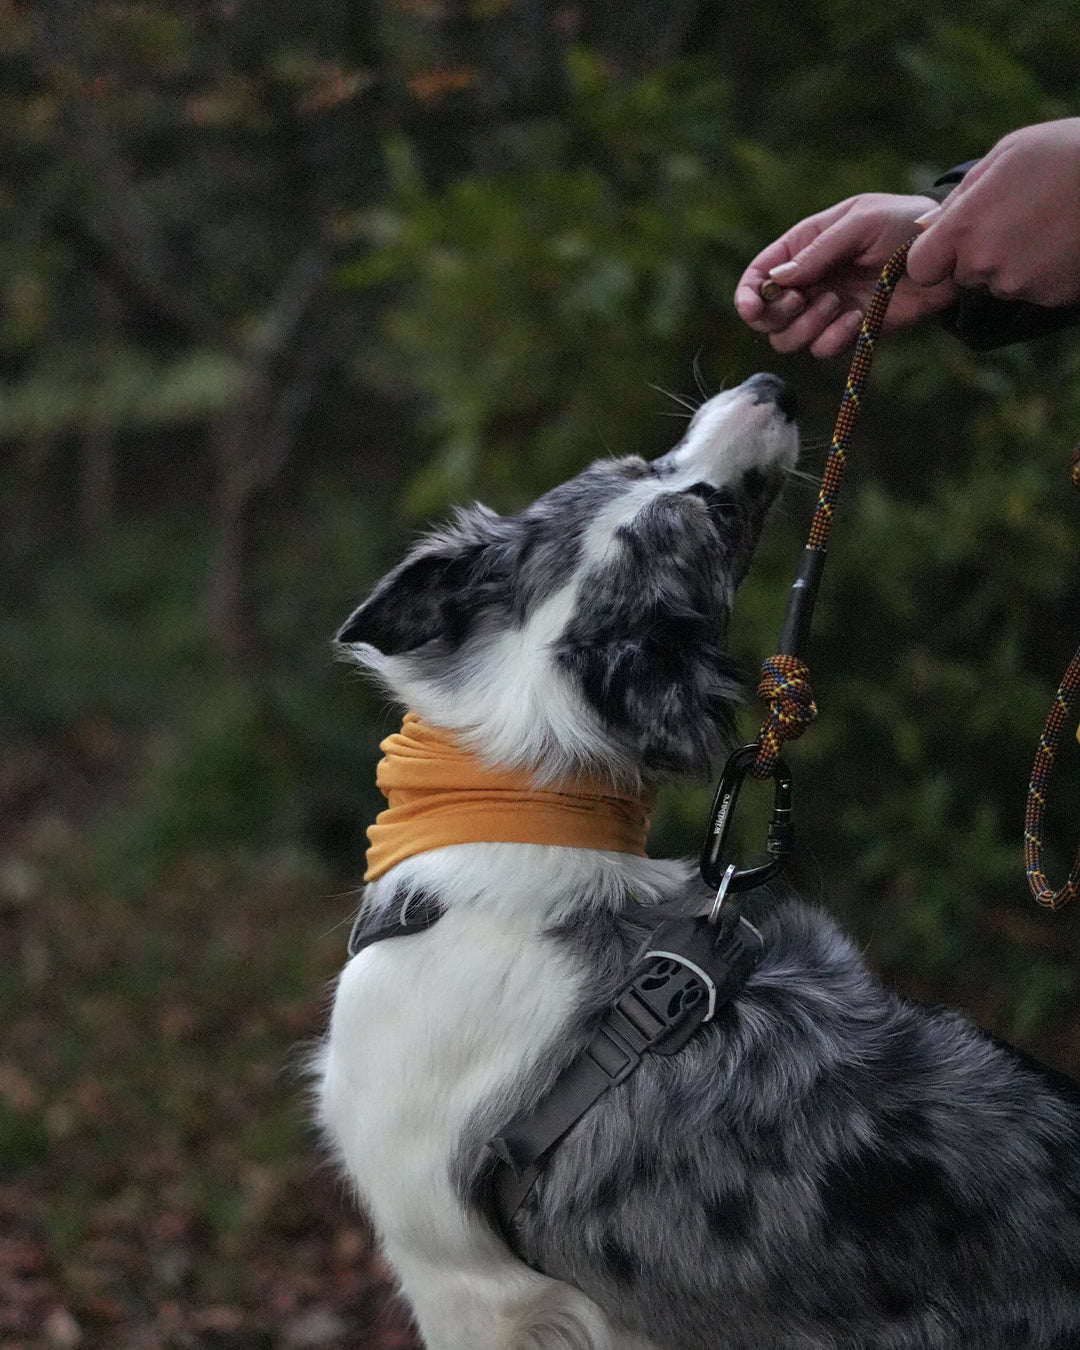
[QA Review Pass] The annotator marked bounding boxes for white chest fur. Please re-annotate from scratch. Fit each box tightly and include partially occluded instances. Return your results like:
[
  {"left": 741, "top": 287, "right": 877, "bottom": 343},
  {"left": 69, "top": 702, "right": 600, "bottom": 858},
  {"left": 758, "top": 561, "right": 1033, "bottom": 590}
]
[
  {"left": 321, "top": 879, "right": 577, "bottom": 1249},
  {"left": 317, "top": 843, "right": 682, "bottom": 1350}
]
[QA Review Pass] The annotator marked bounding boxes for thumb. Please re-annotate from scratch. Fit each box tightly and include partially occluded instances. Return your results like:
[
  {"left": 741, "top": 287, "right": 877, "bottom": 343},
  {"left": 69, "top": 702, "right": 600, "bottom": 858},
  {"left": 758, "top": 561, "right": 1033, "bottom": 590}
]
[{"left": 906, "top": 215, "right": 958, "bottom": 289}]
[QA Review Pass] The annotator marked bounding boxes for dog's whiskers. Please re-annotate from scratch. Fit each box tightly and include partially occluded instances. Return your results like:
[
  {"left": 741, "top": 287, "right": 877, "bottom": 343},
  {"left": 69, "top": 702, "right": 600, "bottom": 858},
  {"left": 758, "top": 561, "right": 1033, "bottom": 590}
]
[
  {"left": 691, "top": 350, "right": 711, "bottom": 403},
  {"left": 649, "top": 384, "right": 701, "bottom": 416},
  {"left": 786, "top": 466, "right": 823, "bottom": 489}
]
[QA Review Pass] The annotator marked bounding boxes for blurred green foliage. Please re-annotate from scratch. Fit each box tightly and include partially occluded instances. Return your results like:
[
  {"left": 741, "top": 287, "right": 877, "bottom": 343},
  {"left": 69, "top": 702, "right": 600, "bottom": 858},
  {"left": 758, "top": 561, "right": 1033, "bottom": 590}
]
[{"left": 4, "top": 0, "right": 1080, "bottom": 1060}]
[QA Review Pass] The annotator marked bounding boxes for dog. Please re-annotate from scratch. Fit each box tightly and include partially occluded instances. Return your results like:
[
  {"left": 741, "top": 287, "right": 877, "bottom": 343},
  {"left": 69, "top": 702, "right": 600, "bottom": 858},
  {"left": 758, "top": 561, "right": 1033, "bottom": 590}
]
[{"left": 317, "top": 373, "right": 1080, "bottom": 1350}]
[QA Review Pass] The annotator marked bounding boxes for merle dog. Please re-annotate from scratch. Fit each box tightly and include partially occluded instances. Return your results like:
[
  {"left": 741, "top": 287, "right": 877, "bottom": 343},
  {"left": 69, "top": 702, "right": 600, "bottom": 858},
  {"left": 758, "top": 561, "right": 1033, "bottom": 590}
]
[{"left": 318, "top": 374, "right": 1080, "bottom": 1349}]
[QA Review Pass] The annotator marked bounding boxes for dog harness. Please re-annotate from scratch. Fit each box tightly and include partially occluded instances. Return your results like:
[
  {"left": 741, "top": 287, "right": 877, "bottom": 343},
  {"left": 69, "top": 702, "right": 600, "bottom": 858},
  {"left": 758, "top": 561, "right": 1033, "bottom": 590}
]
[
  {"left": 485, "top": 901, "right": 763, "bottom": 1245},
  {"left": 347, "top": 878, "right": 764, "bottom": 1247},
  {"left": 349, "top": 711, "right": 770, "bottom": 1249}
]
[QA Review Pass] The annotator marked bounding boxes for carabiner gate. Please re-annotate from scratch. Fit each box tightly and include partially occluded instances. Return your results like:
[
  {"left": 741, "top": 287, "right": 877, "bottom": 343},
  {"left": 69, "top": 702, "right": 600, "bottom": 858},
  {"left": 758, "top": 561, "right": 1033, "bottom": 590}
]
[{"left": 699, "top": 744, "right": 794, "bottom": 893}]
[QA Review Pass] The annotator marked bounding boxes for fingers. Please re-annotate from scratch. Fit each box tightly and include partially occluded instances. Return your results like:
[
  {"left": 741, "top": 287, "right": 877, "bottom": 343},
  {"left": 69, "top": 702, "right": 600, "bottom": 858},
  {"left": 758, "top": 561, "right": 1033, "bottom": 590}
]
[
  {"left": 907, "top": 127, "right": 1080, "bottom": 306},
  {"left": 760, "top": 216, "right": 864, "bottom": 292},
  {"left": 757, "top": 194, "right": 924, "bottom": 292},
  {"left": 733, "top": 203, "right": 858, "bottom": 328},
  {"left": 733, "top": 275, "right": 782, "bottom": 326},
  {"left": 806, "top": 308, "right": 865, "bottom": 359},
  {"left": 766, "top": 290, "right": 861, "bottom": 356},
  {"left": 734, "top": 225, "right": 850, "bottom": 328},
  {"left": 735, "top": 193, "right": 945, "bottom": 356},
  {"left": 906, "top": 173, "right": 980, "bottom": 288},
  {"left": 742, "top": 284, "right": 810, "bottom": 333},
  {"left": 734, "top": 238, "right": 805, "bottom": 327}
]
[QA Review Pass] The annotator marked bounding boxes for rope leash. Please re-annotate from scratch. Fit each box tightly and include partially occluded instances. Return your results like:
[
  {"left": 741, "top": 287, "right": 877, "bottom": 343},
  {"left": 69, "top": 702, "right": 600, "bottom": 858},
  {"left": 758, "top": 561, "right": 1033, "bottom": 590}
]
[
  {"left": 739, "top": 241, "right": 1080, "bottom": 912},
  {"left": 751, "top": 237, "right": 915, "bottom": 779},
  {"left": 1024, "top": 447, "right": 1080, "bottom": 909},
  {"left": 700, "top": 239, "right": 914, "bottom": 895}
]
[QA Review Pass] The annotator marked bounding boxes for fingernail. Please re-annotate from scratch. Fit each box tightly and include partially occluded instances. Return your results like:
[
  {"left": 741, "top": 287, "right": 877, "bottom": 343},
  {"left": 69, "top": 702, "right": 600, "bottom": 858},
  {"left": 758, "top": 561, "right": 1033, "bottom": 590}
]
[
  {"left": 913, "top": 207, "right": 940, "bottom": 229},
  {"left": 820, "top": 291, "right": 842, "bottom": 314},
  {"left": 768, "top": 261, "right": 799, "bottom": 280}
]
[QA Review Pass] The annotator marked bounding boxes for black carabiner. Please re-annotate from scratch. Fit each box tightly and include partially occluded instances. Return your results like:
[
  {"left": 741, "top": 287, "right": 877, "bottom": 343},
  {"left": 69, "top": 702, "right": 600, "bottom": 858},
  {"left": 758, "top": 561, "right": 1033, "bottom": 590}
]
[{"left": 699, "top": 744, "right": 794, "bottom": 893}]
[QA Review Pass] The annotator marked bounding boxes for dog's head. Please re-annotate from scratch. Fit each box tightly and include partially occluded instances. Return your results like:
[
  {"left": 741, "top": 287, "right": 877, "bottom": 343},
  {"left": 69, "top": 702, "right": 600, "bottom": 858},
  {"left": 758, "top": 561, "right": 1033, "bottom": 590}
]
[{"left": 338, "top": 373, "right": 798, "bottom": 788}]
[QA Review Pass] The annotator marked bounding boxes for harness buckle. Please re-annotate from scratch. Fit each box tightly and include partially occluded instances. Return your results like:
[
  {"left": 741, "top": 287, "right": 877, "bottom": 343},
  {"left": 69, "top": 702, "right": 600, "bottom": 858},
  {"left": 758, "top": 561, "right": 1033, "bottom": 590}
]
[
  {"left": 699, "top": 743, "right": 794, "bottom": 893},
  {"left": 484, "top": 909, "right": 763, "bottom": 1237},
  {"left": 633, "top": 912, "right": 763, "bottom": 1055}
]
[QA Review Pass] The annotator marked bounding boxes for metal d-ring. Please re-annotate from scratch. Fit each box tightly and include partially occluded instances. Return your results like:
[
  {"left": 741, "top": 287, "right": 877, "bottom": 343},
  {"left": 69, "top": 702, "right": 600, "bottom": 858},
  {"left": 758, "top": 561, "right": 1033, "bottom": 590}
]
[
  {"left": 699, "top": 744, "right": 794, "bottom": 894},
  {"left": 708, "top": 863, "right": 739, "bottom": 927}
]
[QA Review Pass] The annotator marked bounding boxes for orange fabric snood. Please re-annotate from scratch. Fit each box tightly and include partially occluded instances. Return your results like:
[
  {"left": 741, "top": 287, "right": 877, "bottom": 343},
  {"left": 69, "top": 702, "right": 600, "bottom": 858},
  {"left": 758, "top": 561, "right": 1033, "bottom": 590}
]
[{"left": 364, "top": 712, "right": 652, "bottom": 882}]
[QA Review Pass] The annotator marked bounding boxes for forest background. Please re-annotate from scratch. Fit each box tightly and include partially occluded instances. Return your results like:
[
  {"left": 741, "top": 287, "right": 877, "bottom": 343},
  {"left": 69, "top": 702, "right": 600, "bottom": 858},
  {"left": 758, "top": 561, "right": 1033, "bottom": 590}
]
[{"left": 4, "top": 1, "right": 1080, "bottom": 1346}]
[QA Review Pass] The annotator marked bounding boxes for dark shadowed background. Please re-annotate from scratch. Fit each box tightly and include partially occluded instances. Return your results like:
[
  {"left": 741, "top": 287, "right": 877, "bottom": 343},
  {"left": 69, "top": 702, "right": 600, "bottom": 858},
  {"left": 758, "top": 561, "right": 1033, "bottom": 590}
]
[{"left": 4, "top": 1, "right": 1080, "bottom": 1346}]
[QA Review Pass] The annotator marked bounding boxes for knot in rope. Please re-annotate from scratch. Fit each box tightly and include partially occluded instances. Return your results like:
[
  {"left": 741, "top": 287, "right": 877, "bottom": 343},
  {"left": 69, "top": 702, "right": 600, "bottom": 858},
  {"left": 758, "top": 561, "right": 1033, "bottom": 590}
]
[{"left": 752, "top": 655, "right": 818, "bottom": 778}]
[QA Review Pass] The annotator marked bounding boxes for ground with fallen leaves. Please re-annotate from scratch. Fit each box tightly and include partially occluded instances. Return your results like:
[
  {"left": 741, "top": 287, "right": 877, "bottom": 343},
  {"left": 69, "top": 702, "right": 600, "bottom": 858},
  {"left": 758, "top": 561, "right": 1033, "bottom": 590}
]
[{"left": 0, "top": 830, "right": 421, "bottom": 1350}]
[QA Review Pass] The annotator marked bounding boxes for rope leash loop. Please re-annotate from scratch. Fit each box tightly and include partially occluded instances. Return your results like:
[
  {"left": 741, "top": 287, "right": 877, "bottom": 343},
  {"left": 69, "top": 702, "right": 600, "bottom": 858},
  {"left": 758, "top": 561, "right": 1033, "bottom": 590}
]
[
  {"left": 750, "top": 237, "right": 916, "bottom": 779},
  {"left": 1024, "top": 445, "right": 1080, "bottom": 909}
]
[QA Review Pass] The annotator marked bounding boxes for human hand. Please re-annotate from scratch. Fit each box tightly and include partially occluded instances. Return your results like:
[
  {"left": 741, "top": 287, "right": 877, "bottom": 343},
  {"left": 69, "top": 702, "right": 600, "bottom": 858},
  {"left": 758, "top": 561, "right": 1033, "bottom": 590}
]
[
  {"left": 734, "top": 193, "right": 960, "bottom": 358},
  {"left": 907, "top": 118, "right": 1080, "bottom": 308}
]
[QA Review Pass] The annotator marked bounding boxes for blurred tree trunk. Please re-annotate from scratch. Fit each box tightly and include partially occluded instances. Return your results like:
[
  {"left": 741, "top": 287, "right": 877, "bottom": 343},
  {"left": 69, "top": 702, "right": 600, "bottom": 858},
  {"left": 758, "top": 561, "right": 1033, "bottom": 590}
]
[{"left": 208, "top": 243, "right": 337, "bottom": 668}]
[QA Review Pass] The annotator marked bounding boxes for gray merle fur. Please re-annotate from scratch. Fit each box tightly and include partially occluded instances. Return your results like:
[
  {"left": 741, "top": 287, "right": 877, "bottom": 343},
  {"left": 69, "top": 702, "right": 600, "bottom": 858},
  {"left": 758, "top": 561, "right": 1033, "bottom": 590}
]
[
  {"left": 330, "top": 375, "right": 1080, "bottom": 1349},
  {"left": 456, "top": 885, "right": 1080, "bottom": 1347}
]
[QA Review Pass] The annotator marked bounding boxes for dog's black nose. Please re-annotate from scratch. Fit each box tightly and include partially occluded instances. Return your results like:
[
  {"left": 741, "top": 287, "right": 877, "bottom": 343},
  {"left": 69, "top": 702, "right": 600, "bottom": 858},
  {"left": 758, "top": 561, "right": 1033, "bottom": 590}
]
[{"left": 746, "top": 372, "right": 797, "bottom": 422}]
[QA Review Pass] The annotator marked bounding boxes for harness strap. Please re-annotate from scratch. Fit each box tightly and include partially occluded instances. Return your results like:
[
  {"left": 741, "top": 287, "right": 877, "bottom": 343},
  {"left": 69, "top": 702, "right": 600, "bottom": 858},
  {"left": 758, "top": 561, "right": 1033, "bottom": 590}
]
[
  {"left": 487, "top": 977, "right": 666, "bottom": 1234},
  {"left": 347, "top": 889, "right": 447, "bottom": 956},
  {"left": 485, "top": 906, "right": 763, "bottom": 1245},
  {"left": 348, "top": 890, "right": 667, "bottom": 959}
]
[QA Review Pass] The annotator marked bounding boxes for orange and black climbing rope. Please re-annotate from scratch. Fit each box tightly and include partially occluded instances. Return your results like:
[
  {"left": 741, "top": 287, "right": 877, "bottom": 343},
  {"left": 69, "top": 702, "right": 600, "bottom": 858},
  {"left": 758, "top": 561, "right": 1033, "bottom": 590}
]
[
  {"left": 1024, "top": 447, "right": 1080, "bottom": 910},
  {"left": 749, "top": 239, "right": 1080, "bottom": 912},
  {"left": 751, "top": 237, "right": 914, "bottom": 780}
]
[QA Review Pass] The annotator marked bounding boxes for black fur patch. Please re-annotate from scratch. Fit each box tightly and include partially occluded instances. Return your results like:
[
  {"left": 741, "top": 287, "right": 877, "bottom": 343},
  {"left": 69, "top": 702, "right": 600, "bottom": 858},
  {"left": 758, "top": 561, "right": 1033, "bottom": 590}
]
[
  {"left": 555, "top": 491, "right": 741, "bottom": 775},
  {"left": 819, "top": 1150, "right": 958, "bottom": 1237},
  {"left": 702, "top": 1188, "right": 755, "bottom": 1242},
  {"left": 599, "top": 1236, "right": 640, "bottom": 1285}
]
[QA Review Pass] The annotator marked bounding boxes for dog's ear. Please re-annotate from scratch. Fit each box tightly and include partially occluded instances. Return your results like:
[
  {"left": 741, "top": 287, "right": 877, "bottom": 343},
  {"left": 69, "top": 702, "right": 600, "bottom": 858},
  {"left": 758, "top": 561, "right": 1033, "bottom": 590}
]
[
  {"left": 336, "top": 547, "right": 483, "bottom": 656},
  {"left": 337, "top": 514, "right": 511, "bottom": 657}
]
